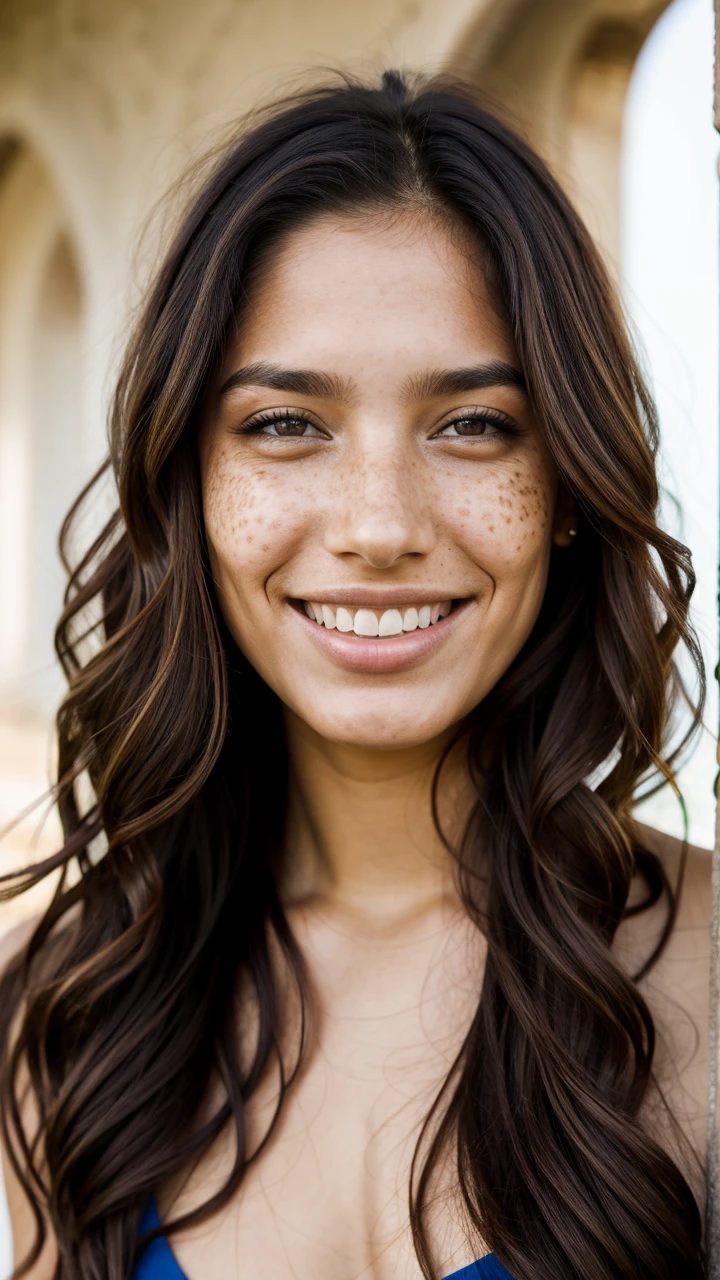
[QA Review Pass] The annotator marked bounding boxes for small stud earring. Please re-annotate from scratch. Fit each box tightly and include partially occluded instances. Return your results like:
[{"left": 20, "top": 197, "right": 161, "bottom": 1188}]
[{"left": 568, "top": 528, "right": 577, "bottom": 537}]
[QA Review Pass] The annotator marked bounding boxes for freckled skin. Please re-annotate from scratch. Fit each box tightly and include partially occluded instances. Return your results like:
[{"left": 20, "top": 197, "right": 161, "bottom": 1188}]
[{"left": 199, "top": 212, "right": 575, "bottom": 749}]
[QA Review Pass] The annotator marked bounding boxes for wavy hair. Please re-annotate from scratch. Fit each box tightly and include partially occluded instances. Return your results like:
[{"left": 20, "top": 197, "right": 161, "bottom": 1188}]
[{"left": 0, "top": 70, "right": 706, "bottom": 1279}]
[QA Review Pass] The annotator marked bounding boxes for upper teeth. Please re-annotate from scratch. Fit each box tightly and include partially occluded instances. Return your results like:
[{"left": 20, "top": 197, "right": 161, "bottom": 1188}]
[{"left": 302, "top": 601, "right": 452, "bottom": 636}]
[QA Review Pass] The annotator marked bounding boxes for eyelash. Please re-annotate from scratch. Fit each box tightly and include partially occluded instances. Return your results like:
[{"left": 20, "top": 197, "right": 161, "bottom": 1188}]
[
  {"left": 233, "top": 407, "right": 521, "bottom": 441},
  {"left": 233, "top": 408, "right": 326, "bottom": 439},
  {"left": 434, "top": 410, "right": 521, "bottom": 440}
]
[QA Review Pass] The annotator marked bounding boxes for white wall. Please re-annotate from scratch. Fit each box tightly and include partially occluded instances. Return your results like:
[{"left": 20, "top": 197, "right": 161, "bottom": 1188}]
[{"left": 622, "top": 0, "right": 719, "bottom": 849}]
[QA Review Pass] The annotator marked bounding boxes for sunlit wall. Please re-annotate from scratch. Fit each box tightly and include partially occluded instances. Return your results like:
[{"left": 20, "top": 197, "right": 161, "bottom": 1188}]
[{"left": 622, "top": 0, "right": 719, "bottom": 849}]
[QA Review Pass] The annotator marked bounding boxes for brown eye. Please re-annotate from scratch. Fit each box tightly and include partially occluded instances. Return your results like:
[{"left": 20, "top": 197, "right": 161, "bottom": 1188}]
[
  {"left": 443, "top": 417, "right": 492, "bottom": 436},
  {"left": 235, "top": 411, "right": 326, "bottom": 439},
  {"left": 271, "top": 417, "right": 312, "bottom": 436},
  {"left": 435, "top": 412, "right": 518, "bottom": 439}
]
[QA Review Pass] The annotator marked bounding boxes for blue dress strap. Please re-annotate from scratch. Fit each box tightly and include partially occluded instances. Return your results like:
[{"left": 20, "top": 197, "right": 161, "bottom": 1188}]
[
  {"left": 133, "top": 1198, "right": 515, "bottom": 1279},
  {"left": 446, "top": 1255, "right": 515, "bottom": 1279},
  {"left": 134, "top": 1199, "right": 186, "bottom": 1279}
]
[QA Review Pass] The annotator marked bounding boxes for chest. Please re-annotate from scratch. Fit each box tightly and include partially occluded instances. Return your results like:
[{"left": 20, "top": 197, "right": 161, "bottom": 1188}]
[{"left": 163, "top": 913, "right": 489, "bottom": 1280}]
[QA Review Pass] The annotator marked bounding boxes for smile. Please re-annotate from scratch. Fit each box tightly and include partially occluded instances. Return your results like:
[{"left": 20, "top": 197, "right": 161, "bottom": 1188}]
[
  {"left": 302, "top": 600, "right": 452, "bottom": 637},
  {"left": 290, "top": 596, "right": 471, "bottom": 674}
]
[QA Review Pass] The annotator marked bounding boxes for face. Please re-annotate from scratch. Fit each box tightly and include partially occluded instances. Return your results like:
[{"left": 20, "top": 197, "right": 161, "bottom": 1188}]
[{"left": 199, "top": 211, "right": 573, "bottom": 750}]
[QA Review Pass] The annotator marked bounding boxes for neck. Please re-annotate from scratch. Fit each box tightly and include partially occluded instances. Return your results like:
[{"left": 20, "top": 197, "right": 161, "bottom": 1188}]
[{"left": 281, "top": 709, "right": 474, "bottom": 924}]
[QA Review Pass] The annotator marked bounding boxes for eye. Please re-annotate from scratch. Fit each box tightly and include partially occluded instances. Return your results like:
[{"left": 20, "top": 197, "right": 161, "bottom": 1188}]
[
  {"left": 234, "top": 409, "right": 327, "bottom": 439},
  {"left": 432, "top": 409, "right": 520, "bottom": 440}
]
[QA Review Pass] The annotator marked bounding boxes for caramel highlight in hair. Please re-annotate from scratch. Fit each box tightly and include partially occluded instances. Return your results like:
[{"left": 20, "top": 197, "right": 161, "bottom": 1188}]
[{"left": 0, "top": 70, "right": 706, "bottom": 1279}]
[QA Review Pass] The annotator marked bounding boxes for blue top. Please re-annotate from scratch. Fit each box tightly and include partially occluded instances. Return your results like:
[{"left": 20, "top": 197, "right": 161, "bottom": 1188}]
[{"left": 134, "top": 1199, "right": 514, "bottom": 1280}]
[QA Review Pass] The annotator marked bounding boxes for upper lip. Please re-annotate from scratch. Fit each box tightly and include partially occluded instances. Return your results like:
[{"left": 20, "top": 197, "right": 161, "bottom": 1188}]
[{"left": 290, "top": 587, "right": 467, "bottom": 608}]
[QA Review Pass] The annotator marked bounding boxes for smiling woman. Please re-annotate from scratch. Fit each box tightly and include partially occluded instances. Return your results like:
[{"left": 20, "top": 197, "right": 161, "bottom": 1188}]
[{"left": 0, "top": 71, "right": 710, "bottom": 1280}]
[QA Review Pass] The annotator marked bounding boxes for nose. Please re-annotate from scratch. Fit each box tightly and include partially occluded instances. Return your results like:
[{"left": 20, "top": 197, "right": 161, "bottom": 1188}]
[{"left": 323, "top": 444, "right": 436, "bottom": 569}]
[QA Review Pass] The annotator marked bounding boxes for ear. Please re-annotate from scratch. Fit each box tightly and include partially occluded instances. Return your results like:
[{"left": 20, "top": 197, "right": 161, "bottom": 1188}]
[{"left": 552, "top": 483, "right": 579, "bottom": 547}]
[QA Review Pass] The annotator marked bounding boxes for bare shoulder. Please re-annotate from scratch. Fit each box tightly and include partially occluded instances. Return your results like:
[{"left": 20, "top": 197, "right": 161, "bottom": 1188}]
[
  {"left": 0, "top": 915, "right": 39, "bottom": 973},
  {"left": 615, "top": 822, "right": 712, "bottom": 1193},
  {"left": 0, "top": 913, "right": 57, "bottom": 1280},
  {"left": 621, "top": 822, "right": 711, "bottom": 977}
]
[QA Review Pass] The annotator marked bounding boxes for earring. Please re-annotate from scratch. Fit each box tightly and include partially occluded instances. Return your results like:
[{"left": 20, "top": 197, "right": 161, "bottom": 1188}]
[{"left": 568, "top": 527, "right": 577, "bottom": 537}]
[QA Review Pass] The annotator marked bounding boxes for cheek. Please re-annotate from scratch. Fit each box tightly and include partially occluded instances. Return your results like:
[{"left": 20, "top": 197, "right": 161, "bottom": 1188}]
[
  {"left": 202, "top": 447, "right": 305, "bottom": 592},
  {"left": 446, "top": 463, "right": 552, "bottom": 572}
]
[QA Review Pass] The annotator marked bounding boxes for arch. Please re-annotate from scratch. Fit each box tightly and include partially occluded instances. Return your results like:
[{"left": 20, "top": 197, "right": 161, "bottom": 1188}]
[
  {"left": 28, "top": 233, "right": 83, "bottom": 706},
  {"left": 450, "top": 0, "right": 672, "bottom": 269},
  {"left": 0, "top": 139, "right": 85, "bottom": 718}
]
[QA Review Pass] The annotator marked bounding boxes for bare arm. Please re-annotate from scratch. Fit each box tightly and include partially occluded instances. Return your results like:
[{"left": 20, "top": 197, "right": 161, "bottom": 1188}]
[
  {"left": 616, "top": 823, "right": 712, "bottom": 1203},
  {"left": 0, "top": 918, "right": 57, "bottom": 1280}
]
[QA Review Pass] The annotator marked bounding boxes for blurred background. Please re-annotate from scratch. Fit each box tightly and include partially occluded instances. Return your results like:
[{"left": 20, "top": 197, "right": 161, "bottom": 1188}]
[{"left": 0, "top": 0, "right": 717, "bottom": 1263}]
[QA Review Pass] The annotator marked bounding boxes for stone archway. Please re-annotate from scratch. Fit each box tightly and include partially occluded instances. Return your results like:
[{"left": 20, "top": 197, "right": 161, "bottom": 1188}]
[
  {"left": 0, "top": 139, "right": 84, "bottom": 718},
  {"left": 450, "top": 0, "right": 672, "bottom": 269},
  {"left": 27, "top": 232, "right": 83, "bottom": 705}
]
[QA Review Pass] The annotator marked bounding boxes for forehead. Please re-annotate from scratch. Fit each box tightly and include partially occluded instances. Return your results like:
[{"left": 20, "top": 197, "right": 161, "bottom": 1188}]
[{"left": 230, "top": 210, "right": 516, "bottom": 373}]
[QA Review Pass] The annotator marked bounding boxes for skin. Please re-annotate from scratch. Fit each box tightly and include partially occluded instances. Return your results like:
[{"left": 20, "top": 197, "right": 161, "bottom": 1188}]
[
  {"left": 198, "top": 208, "right": 575, "bottom": 922},
  {"left": 199, "top": 209, "right": 578, "bottom": 1273},
  {"left": 2, "top": 210, "right": 711, "bottom": 1280},
  {"left": 200, "top": 211, "right": 571, "bottom": 755}
]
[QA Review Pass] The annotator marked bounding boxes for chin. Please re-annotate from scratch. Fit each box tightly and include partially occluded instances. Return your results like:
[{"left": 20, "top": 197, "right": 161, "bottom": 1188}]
[{"left": 294, "top": 692, "right": 461, "bottom": 751}]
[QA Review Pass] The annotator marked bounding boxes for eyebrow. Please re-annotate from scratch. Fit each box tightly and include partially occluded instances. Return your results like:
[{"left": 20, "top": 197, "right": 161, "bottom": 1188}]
[
  {"left": 400, "top": 361, "right": 527, "bottom": 402},
  {"left": 218, "top": 361, "right": 353, "bottom": 402},
  {"left": 217, "top": 358, "right": 527, "bottom": 403}
]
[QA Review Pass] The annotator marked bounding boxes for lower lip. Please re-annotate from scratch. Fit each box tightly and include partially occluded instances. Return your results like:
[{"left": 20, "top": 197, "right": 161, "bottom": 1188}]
[{"left": 291, "top": 600, "right": 472, "bottom": 674}]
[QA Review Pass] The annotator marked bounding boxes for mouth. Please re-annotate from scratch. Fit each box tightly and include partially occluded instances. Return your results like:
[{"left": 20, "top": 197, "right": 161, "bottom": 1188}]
[
  {"left": 288, "top": 595, "right": 472, "bottom": 674},
  {"left": 300, "top": 598, "right": 453, "bottom": 636}
]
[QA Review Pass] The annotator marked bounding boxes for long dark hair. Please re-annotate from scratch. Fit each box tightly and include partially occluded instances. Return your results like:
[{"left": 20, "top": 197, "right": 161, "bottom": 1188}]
[{"left": 0, "top": 70, "right": 706, "bottom": 1280}]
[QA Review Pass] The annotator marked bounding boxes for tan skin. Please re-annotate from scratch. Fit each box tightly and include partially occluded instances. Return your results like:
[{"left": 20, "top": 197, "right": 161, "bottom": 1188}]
[{"left": 2, "top": 210, "right": 711, "bottom": 1279}]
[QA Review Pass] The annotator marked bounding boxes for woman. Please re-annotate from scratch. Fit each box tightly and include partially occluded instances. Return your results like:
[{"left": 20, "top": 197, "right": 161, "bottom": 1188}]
[{"left": 0, "top": 70, "right": 711, "bottom": 1280}]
